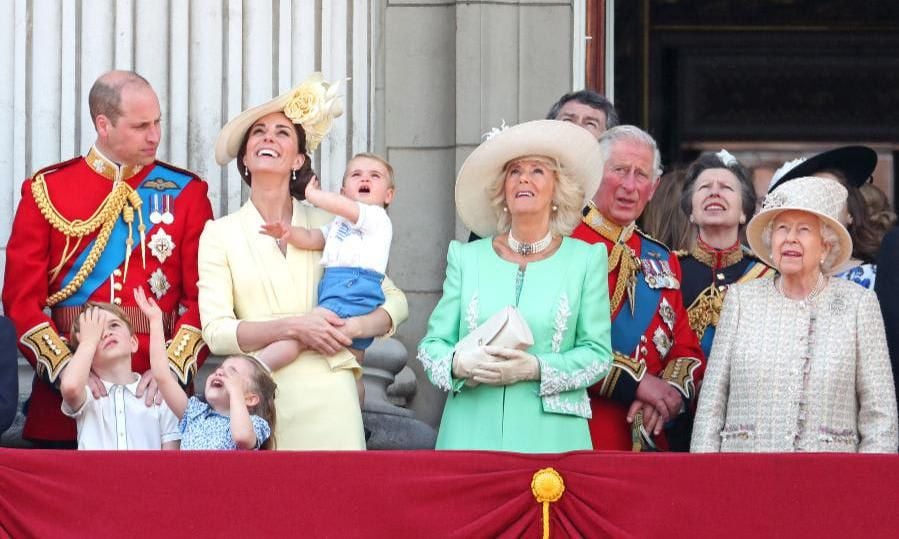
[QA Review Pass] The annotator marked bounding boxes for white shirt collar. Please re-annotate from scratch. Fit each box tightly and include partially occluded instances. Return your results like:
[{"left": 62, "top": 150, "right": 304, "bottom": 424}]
[{"left": 100, "top": 373, "right": 142, "bottom": 396}]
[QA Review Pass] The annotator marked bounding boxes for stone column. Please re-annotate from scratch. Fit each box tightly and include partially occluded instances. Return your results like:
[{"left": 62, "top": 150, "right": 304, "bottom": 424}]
[{"left": 378, "top": 0, "right": 577, "bottom": 427}]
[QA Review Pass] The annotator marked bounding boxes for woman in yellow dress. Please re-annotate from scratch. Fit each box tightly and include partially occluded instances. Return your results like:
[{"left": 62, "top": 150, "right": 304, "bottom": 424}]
[{"left": 198, "top": 74, "right": 407, "bottom": 449}]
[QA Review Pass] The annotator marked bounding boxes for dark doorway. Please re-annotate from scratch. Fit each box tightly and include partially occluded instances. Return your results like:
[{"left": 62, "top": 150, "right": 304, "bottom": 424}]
[{"left": 606, "top": 1, "right": 899, "bottom": 201}]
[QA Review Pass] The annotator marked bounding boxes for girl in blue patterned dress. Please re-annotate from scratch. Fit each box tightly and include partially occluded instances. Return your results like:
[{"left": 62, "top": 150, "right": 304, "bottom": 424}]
[{"left": 135, "top": 287, "right": 277, "bottom": 449}]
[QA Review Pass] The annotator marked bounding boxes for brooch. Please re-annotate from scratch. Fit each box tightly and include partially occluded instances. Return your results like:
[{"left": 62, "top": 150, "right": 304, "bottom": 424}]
[
  {"left": 762, "top": 192, "right": 786, "bottom": 210},
  {"left": 148, "top": 229, "right": 176, "bottom": 263}
]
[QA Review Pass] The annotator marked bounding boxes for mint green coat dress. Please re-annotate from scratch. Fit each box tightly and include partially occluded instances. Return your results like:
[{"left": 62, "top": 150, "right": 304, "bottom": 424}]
[{"left": 418, "top": 237, "right": 613, "bottom": 452}]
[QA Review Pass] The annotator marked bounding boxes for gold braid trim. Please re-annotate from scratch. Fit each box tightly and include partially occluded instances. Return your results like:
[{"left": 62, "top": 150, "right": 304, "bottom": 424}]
[
  {"left": 167, "top": 325, "right": 206, "bottom": 385},
  {"left": 686, "top": 284, "right": 724, "bottom": 340},
  {"left": 609, "top": 246, "right": 639, "bottom": 316},
  {"left": 661, "top": 356, "right": 702, "bottom": 399},
  {"left": 31, "top": 174, "right": 131, "bottom": 237},
  {"left": 33, "top": 175, "right": 135, "bottom": 307}
]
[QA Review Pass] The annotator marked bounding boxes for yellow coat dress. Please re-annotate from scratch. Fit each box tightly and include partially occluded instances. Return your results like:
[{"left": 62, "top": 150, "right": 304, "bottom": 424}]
[{"left": 198, "top": 200, "right": 408, "bottom": 450}]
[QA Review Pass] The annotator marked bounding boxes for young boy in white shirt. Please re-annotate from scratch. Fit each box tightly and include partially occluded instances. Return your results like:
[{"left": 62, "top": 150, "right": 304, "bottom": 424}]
[{"left": 59, "top": 302, "right": 180, "bottom": 450}]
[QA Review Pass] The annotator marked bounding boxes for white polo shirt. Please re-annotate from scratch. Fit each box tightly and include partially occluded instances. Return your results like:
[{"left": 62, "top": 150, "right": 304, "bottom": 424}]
[
  {"left": 61, "top": 374, "right": 181, "bottom": 450},
  {"left": 319, "top": 202, "right": 392, "bottom": 273}
]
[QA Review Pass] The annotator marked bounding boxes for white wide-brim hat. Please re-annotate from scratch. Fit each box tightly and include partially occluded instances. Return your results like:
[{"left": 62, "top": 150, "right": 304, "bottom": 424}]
[
  {"left": 455, "top": 120, "right": 604, "bottom": 237},
  {"left": 746, "top": 175, "right": 852, "bottom": 271},
  {"left": 214, "top": 72, "right": 344, "bottom": 165}
]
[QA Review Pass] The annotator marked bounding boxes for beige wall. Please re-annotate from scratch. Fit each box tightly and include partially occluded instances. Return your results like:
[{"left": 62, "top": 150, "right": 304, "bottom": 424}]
[
  {"left": 377, "top": 0, "right": 578, "bottom": 426},
  {"left": 0, "top": 0, "right": 581, "bottom": 430}
]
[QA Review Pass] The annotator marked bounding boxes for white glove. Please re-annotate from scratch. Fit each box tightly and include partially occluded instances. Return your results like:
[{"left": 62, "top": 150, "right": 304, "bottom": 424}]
[
  {"left": 470, "top": 346, "right": 540, "bottom": 386},
  {"left": 452, "top": 346, "right": 499, "bottom": 386}
]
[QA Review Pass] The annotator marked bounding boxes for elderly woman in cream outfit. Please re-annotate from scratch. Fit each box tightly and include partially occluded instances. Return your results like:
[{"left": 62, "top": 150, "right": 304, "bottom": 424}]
[
  {"left": 199, "top": 74, "right": 407, "bottom": 449},
  {"left": 691, "top": 176, "right": 897, "bottom": 453}
]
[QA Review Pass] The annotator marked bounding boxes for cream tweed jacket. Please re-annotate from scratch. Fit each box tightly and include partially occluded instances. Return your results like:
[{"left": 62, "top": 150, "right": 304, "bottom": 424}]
[{"left": 691, "top": 277, "right": 898, "bottom": 453}]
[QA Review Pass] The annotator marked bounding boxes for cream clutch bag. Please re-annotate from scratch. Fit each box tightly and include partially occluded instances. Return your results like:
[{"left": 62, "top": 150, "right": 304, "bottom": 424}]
[{"left": 455, "top": 306, "right": 534, "bottom": 353}]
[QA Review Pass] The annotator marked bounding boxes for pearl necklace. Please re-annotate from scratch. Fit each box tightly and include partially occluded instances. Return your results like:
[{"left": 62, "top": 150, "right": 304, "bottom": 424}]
[
  {"left": 508, "top": 230, "right": 553, "bottom": 256},
  {"left": 776, "top": 273, "right": 826, "bottom": 305}
]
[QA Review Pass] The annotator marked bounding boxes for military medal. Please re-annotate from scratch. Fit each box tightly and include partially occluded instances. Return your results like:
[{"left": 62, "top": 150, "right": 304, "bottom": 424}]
[
  {"left": 148, "top": 229, "right": 176, "bottom": 263},
  {"left": 660, "top": 261, "right": 680, "bottom": 289},
  {"left": 148, "top": 268, "right": 171, "bottom": 299},
  {"left": 161, "top": 195, "right": 174, "bottom": 225},
  {"left": 659, "top": 298, "right": 676, "bottom": 331},
  {"left": 641, "top": 259, "right": 662, "bottom": 289},
  {"left": 150, "top": 194, "right": 163, "bottom": 224},
  {"left": 652, "top": 327, "right": 672, "bottom": 358}
]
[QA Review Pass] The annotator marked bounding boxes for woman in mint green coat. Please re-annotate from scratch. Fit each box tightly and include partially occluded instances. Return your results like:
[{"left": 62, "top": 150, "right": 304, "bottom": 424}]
[{"left": 418, "top": 120, "right": 613, "bottom": 452}]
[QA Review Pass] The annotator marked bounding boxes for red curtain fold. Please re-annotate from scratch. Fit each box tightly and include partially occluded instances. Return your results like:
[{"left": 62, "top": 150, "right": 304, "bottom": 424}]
[{"left": 1, "top": 449, "right": 898, "bottom": 538}]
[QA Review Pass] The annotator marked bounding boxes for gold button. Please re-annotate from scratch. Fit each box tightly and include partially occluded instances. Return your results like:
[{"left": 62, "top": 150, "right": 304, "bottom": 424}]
[
  {"left": 113, "top": 283, "right": 123, "bottom": 291},
  {"left": 113, "top": 297, "right": 122, "bottom": 305},
  {"left": 113, "top": 269, "right": 122, "bottom": 277}
]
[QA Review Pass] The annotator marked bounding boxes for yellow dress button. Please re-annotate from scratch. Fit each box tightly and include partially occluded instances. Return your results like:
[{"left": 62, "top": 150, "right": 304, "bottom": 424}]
[
  {"left": 113, "top": 269, "right": 122, "bottom": 277},
  {"left": 113, "top": 297, "right": 122, "bottom": 305},
  {"left": 113, "top": 283, "right": 123, "bottom": 291}
]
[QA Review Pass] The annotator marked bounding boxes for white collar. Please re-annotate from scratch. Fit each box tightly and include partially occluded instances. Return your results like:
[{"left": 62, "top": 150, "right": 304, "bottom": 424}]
[{"left": 100, "top": 373, "right": 142, "bottom": 396}]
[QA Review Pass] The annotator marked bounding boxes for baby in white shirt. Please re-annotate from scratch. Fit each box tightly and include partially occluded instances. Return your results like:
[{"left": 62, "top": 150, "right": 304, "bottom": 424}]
[{"left": 258, "top": 153, "right": 395, "bottom": 392}]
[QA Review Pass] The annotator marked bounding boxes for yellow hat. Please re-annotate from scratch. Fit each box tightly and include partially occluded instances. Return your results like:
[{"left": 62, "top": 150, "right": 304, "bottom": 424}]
[{"left": 214, "top": 72, "right": 343, "bottom": 165}]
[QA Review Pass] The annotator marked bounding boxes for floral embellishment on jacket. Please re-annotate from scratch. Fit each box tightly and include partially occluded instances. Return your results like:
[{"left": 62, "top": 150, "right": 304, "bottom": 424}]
[
  {"left": 465, "top": 293, "right": 479, "bottom": 333},
  {"left": 417, "top": 348, "right": 452, "bottom": 392},
  {"left": 551, "top": 293, "right": 571, "bottom": 353}
]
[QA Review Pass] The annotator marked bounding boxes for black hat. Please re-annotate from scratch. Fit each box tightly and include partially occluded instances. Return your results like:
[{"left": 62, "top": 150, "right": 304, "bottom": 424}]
[{"left": 768, "top": 145, "right": 877, "bottom": 192}]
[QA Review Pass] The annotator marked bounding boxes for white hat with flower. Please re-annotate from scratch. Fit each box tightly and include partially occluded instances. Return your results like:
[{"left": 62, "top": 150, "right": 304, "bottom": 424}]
[
  {"left": 214, "top": 72, "right": 344, "bottom": 165},
  {"left": 746, "top": 175, "right": 852, "bottom": 271},
  {"left": 455, "top": 119, "right": 604, "bottom": 237}
]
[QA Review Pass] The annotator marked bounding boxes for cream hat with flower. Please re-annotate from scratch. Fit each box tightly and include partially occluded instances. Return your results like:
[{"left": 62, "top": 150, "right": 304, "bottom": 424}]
[
  {"left": 746, "top": 175, "right": 852, "bottom": 270},
  {"left": 214, "top": 72, "right": 344, "bottom": 165},
  {"left": 455, "top": 119, "right": 604, "bottom": 237}
]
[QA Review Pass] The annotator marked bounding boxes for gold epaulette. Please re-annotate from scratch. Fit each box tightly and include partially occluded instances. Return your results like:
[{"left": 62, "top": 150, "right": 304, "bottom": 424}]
[
  {"left": 661, "top": 356, "right": 701, "bottom": 399},
  {"left": 672, "top": 249, "right": 689, "bottom": 258},
  {"left": 167, "top": 325, "right": 206, "bottom": 385},
  {"left": 21, "top": 323, "right": 72, "bottom": 383}
]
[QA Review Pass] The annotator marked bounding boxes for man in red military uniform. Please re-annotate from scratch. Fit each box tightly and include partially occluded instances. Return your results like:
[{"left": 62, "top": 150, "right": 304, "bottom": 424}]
[
  {"left": 571, "top": 125, "right": 705, "bottom": 451},
  {"left": 2, "top": 70, "right": 213, "bottom": 447}
]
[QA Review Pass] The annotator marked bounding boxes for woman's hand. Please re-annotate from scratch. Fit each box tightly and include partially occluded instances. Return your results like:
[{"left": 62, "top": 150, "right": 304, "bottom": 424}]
[
  {"left": 286, "top": 310, "right": 352, "bottom": 356},
  {"left": 452, "top": 346, "right": 499, "bottom": 384},
  {"left": 470, "top": 346, "right": 539, "bottom": 386}
]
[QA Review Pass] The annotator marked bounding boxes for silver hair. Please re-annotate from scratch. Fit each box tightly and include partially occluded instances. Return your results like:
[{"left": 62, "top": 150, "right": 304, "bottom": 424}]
[
  {"left": 598, "top": 125, "right": 663, "bottom": 179},
  {"left": 761, "top": 215, "right": 843, "bottom": 274}
]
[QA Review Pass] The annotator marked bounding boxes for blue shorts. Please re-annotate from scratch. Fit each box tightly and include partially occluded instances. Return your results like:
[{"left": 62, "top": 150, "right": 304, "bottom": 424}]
[{"left": 317, "top": 267, "right": 385, "bottom": 350}]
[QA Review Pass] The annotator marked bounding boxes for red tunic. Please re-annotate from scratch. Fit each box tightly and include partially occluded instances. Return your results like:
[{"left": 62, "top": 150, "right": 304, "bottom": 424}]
[
  {"left": 572, "top": 208, "right": 705, "bottom": 451},
  {"left": 2, "top": 147, "right": 213, "bottom": 442}
]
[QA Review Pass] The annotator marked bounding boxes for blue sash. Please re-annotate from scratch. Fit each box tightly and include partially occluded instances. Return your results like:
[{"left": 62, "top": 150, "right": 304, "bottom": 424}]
[
  {"left": 58, "top": 165, "right": 192, "bottom": 306},
  {"left": 610, "top": 238, "right": 669, "bottom": 356},
  {"left": 699, "top": 327, "right": 715, "bottom": 358}
]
